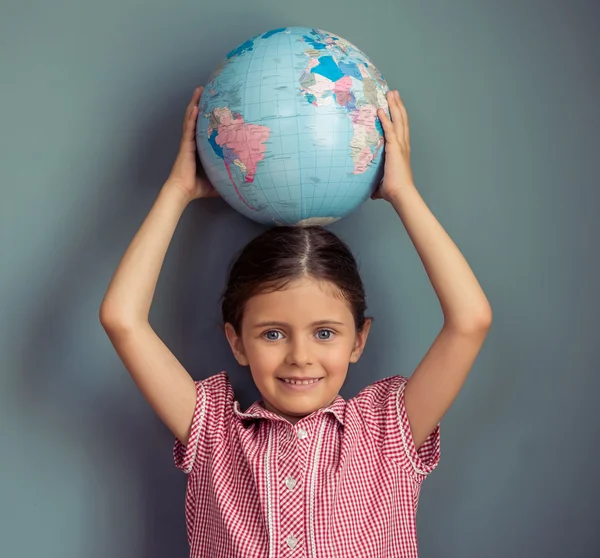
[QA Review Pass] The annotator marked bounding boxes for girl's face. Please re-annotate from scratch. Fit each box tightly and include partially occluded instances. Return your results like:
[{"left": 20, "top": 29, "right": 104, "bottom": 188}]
[{"left": 225, "top": 277, "right": 371, "bottom": 424}]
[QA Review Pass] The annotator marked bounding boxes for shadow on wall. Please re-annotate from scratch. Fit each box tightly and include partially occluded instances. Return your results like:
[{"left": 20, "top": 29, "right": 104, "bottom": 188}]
[{"left": 13, "top": 77, "right": 265, "bottom": 557}]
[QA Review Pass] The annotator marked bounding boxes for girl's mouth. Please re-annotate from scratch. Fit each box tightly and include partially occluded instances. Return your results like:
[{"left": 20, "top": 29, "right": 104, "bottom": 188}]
[{"left": 277, "top": 377, "right": 323, "bottom": 390}]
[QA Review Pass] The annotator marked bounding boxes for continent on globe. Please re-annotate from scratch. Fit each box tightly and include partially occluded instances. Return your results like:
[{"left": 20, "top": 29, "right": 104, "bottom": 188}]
[
  {"left": 205, "top": 107, "right": 270, "bottom": 209},
  {"left": 350, "top": 104, "right": 383, "bottom": 174},
  {"left": 298, "top": 29, "right": 387, "bottom": 175}
]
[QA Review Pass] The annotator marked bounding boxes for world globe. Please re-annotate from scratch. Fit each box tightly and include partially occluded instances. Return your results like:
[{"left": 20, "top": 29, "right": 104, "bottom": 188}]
[{"left": 196, "top": 27, "right": 389, "bottom": 226}]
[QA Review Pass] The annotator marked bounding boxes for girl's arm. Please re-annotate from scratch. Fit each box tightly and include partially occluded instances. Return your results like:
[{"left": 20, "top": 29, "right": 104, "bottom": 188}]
[
  {"left": 376, "top": 90, "right": 492, "bottom": 450},
  {"left": 100, "top": 86, "right": 218, "bottom": 445}
]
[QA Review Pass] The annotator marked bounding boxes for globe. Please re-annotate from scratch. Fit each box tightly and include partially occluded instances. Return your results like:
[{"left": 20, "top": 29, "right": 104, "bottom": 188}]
[{"left": 196, "top": 27, "right": 389, "bottom": 226}]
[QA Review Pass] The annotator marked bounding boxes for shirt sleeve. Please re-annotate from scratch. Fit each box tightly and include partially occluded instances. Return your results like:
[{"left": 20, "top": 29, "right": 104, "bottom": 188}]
[
  {"left": 356, "top": 375, "right": 441, "bottom": 480},
  {"left": 173, "top": 371, "right": 231, "bottom": 474}
]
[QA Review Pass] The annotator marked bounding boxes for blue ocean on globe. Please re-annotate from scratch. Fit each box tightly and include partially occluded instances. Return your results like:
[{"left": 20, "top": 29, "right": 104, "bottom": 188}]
[{"left": 196, "top": 27, "right": 389, "bottom": 225}]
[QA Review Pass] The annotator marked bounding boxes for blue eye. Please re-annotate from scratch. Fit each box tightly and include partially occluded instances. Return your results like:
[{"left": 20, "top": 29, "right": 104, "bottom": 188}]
[
  {"left": 316, "top": 329, "right": 334, "bottom": 340},
  {"left": 263, "top": 330, "right": 283, "bottom": 341}
]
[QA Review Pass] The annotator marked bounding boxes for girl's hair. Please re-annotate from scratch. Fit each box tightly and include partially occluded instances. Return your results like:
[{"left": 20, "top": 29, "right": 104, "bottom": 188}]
[{"left": 221, "top": 226, "right": 367, "bottom": 333}]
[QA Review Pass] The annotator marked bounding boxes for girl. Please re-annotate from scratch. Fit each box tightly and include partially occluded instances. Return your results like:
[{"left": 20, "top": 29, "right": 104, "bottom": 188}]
[{"left": 100, "top": 86, "right": 492, "bottom": 558}]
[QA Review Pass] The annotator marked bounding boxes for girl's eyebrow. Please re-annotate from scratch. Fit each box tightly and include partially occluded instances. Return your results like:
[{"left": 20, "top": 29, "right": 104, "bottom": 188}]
[{"left": 252, "top": 320, "right": 346, "bottom": 328}]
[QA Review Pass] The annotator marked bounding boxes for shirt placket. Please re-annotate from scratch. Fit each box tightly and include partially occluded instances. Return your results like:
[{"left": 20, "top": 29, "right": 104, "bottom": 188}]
[{"left": 277, "top": 422, "right": 312, "bottom": 557}]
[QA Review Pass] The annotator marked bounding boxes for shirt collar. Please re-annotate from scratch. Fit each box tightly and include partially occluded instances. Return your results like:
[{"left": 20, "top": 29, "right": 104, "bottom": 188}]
[{"left": 233, "top": 395, "right": 346, "bottom": 426}]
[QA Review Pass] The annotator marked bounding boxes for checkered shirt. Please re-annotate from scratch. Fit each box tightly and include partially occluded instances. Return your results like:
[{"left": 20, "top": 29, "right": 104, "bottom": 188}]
[{"left": 173, "top": 371, "right": 440, "bottom": 557}]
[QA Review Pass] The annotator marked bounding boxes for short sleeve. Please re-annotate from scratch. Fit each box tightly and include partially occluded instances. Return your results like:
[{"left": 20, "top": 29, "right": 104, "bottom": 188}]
[
  {"left": 173, "top": 371, "right": 232, "bottom": 474},
  {"left": 355, "top": 375, "right": 441, "bottom": 479}
]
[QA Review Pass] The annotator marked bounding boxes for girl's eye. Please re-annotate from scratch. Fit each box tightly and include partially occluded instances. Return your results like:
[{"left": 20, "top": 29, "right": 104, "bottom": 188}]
[
  {"left": 263, "top": 330, "right": 283, "bottom": 341},
  {"left": 316, "top": 329, "right": 334, "bottom": 341}
]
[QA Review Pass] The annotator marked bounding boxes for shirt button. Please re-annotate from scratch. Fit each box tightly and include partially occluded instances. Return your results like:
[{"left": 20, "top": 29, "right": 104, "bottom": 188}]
[
  {"left": 285, "top": 476, "right": 297, "bottom": 490},
  {"left": 297, "top": 428, "right": 308, "bottom": 440},
  {"left": 286, "top": 535, "right": 298, "bottom": 549}
]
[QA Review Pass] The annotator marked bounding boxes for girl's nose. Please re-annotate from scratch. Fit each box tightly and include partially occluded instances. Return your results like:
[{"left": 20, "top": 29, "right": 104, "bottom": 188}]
[{"left": 285, "top": 338, "right": 312, "bottom": 367}]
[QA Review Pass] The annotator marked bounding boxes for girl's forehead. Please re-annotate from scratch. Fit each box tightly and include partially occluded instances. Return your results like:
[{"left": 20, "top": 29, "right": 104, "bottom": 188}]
[{"left": 243, "top": 278, "right": 353, "bottom": 324}]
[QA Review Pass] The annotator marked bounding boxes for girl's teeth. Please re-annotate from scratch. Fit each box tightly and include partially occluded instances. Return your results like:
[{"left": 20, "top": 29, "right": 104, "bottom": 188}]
[{"left": 283, "top": 378, "right": 319, "bottom": 385}]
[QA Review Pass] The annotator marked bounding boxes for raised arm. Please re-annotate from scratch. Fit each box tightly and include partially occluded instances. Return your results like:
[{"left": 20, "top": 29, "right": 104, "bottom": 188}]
[
  {"left": 99, "top": 86, "right": 218, "bottom": 445},
  {"left": 375, "top": 90, "right": 492, "bottom": 449}
]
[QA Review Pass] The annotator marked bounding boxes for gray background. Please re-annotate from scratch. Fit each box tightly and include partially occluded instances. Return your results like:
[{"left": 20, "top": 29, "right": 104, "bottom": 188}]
[{"left": 1, "top": 0, "right": 599, "bottom": 557}]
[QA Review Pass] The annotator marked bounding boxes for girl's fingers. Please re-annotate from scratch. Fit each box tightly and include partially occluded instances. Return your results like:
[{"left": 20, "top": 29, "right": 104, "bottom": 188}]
[
  {"left": 184, "top": 86, "right": 203, "bottom": 129},
  {"left": 388, "top": 90, "right": 404, "bottom": 131},
  {"left": 190, "top": 86, "right": 203, "bottom": 113},
  {"left": 180, "top": 105, "right": 198, "bottom": 145},
  {"left": 182, "top": 85, "right": 204, "bottom": 137},
  {"left": 395, "top": 90, "right": 410, "bottom": 146},
  {"left": 188, "top": 86, "right": 203, "bottom": 108},
  {"left": 184, "top": 106, "right": 198, "bottom": 140},
  {"left": 385, "top": 90, "right": 411, "bottom": 148},
  {"left": 377, "top": 107, "right": 398, "bottom": 144}
]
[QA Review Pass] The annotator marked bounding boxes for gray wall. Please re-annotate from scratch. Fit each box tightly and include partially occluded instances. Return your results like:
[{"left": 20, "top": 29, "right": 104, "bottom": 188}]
[{"left": 2, "top": 1, "right": 598, "bottom": 557}]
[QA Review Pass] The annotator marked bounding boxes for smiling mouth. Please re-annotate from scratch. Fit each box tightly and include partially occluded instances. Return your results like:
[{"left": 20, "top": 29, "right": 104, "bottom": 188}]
[{"left": 278, "top": 377, "right": 323, "bottom": 386}]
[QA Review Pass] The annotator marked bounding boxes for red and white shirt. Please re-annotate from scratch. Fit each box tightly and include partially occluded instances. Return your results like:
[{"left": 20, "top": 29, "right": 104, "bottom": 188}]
[{"left": 174, "top": 371, "right": 440, "bottom": 558}]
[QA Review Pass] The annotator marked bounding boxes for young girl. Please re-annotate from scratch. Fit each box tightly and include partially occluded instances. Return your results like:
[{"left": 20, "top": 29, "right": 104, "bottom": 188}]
[{"left": 100, "top": 86, "right": 492, "bottom": 558}]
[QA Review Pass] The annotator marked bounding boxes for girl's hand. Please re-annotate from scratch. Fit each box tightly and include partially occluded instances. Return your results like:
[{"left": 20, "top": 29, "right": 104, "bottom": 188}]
[
  {"left": 372, "top": 90, "right": 415, "bottom": 202},
  {"left": 166, "top": 86, "right": 219, "bottom": 201}
]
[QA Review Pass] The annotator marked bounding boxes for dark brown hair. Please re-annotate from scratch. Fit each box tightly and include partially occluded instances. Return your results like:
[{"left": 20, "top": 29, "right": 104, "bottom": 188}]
[{"left": 221, "top": 226, "right": 367, "bottom": 333}]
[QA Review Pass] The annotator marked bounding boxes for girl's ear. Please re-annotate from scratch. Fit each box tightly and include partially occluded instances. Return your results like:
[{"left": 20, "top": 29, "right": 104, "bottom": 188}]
[
  {"left": 224, "top": 323, "right": 249, "bottom": 366},
  {"left": 350, "top": 318, "right": 372, "bottom": 363}
]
